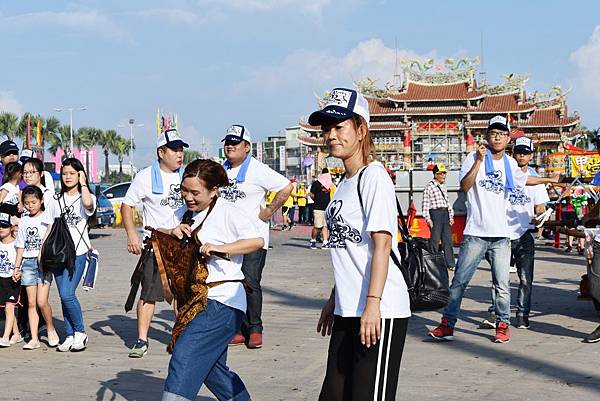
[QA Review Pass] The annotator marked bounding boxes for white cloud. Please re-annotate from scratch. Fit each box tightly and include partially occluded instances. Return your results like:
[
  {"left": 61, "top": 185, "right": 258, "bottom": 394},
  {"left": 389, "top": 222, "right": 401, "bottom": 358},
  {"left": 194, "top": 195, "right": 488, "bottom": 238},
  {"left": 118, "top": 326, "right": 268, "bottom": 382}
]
[
  {"left": 570, "top": 26, "right": 600, "bottom": 123},
  {"left": 0, "top": 91, "right": 23, "bottom": 115},
  {"left": 197, "top": 0, "right": 332, "bottom": 18},
  {"left": 0, "top": 10, "right": 131, "bottom": 42},
  {"left": 136, "top": 8, "right": 206, "bottom": 25},
  {"left": 236, "top": 38, "right": 436, "bottom": 95}
]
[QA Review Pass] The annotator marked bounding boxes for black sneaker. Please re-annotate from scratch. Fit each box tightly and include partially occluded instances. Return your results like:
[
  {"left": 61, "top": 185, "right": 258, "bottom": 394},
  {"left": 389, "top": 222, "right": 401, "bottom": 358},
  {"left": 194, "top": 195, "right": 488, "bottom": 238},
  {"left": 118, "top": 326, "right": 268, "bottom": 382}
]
[
  {"left": 515, "top": 315, "right": 530, "bottom": 329},
  {"left": 565, "top": 246, "right": 573, "bottom": 253},
  {"left": 583, "top": 325, "right": 600, "bottom": 343}
]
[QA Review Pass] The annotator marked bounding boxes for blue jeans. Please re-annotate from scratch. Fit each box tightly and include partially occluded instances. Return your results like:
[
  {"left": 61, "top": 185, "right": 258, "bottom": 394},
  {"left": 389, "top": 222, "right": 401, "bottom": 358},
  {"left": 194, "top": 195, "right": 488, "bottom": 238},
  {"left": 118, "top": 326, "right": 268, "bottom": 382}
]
[
  {"left": 163, "top": 300, "right": 250, "bottom": 401},
  {"left": 442, "top": 235, "right": 511, "bottom": 327},
  {"left": 54, "top": 254, "right": 87, "bottom": 336},
  {"left": 489, "top": 232, "right": 535, "bottom": 317}
]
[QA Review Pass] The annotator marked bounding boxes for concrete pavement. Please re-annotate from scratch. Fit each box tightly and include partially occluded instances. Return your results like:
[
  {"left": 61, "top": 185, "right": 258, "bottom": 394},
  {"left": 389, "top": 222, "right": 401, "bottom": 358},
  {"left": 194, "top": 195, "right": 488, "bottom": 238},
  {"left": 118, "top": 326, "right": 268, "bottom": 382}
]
[{"left": 1, "top": 227, "right": 600, "bottom": 400}]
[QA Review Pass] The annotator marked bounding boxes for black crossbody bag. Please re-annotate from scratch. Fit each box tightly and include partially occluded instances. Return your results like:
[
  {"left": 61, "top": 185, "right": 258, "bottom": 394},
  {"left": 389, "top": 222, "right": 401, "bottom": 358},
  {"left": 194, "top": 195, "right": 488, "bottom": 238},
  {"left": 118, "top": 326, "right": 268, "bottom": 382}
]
[{"left": 357, "top": 166, "right": 450, "bottom": 312}]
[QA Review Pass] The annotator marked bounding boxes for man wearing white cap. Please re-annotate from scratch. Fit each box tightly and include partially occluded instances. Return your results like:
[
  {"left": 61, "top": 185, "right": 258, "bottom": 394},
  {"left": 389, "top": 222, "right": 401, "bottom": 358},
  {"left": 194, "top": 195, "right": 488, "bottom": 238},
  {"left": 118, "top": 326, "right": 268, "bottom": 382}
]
[
  {"left": 220, "top": 124, "right": 293, "bottom": 349},
  {"left": 121, "top": 128, "right": 188, "bottom": 358},
  {"left": 429, "top": 116, "right": 558, "bottom": 344}
]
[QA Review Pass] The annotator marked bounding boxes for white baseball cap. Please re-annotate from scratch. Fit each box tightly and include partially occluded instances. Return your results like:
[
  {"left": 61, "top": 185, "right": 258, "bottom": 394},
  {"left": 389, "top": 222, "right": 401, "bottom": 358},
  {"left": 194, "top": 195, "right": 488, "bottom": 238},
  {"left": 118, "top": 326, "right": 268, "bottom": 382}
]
[
  {"left": 487, "top": 115, "right": 510, "bottom": 132},
  {"left": 513, "top": 136, "right": 533, "bottom": 154},
  {"left": 157, "top": 129, "right": 189, "bottom": 149},
  {"left": 308, "top": 88, "right": 370, "bottom": 126},
  {"left": 221, "top": 125, "right": 252, "bottom": 144}
]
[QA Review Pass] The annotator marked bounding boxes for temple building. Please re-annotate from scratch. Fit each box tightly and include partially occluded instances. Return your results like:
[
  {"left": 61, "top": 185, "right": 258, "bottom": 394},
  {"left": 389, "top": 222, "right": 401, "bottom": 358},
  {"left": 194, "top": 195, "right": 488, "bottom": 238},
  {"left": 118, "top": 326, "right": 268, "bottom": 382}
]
[{"left": 298, "top": 57, "right": 581, "bottom": 172}]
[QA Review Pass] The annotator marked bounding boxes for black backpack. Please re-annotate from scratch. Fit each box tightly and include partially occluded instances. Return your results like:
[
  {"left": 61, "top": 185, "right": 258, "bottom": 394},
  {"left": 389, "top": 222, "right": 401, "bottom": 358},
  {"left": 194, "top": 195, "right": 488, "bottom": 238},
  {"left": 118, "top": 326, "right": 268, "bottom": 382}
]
[
  {"left": 41, "top": 196, "right": 76, "bottom": 276},
  {"left": 357, "top": 166, "right": 450, "bottom": 312}
]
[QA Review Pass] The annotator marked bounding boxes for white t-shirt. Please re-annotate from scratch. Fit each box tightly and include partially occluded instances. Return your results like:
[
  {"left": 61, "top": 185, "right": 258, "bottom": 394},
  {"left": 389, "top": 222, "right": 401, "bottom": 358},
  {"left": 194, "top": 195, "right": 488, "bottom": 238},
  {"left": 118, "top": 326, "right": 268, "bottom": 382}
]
[
  {"left": 16, "top": 213, "right": 47, "bottom": 258},
  {"left": 0, "top": 240, "right": 17, "bottom": 278},
  {"left": 220, "top": 157, "right": 289, "bottom": 248},
  {"left": 0, "top": 182, "right": 19, "bottom": 205},
  {"left": 326, "top": 162, "right": 411, "bottom": 319},
  {"left": 174, "top": 198, "right": 262, "bottom": 312},
  {"left": 507, "top": 170, "right": 550, "bottom": 240},
  {"left": 459, "top": 152, "right": 527, "bottom": 238},
  {"left": 44, "top": 193, "right": 96, "bottom": 256},
  {"left": 123, "top": 165, "right": 183, "bottom": 238}
]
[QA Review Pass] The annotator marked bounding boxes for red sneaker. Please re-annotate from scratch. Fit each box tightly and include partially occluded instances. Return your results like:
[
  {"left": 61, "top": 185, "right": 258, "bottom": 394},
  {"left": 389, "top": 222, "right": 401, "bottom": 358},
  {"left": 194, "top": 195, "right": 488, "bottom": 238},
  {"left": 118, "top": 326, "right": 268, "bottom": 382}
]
[
  {"left": 246, "top": 332, "right": 263, "bottom": 349},
  {"left": 495, "top": 322, "right": 510, "bottom": 343},
  {"left": 429, "top": 318, "right": 454, "bottom": 341},
  {"left": 229, "top": 333, "right": 246, "bottom": 346}
]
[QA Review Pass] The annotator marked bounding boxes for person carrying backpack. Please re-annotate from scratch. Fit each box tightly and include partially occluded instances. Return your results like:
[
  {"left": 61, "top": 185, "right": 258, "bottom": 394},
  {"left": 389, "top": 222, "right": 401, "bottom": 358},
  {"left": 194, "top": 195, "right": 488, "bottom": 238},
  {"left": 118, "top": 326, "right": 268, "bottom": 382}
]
[
  {"left": 311, "top": 88, "right": 410, "bottom": 401},
  {"left": 43, "top": 158, "right": 96, "bottom": 352}
]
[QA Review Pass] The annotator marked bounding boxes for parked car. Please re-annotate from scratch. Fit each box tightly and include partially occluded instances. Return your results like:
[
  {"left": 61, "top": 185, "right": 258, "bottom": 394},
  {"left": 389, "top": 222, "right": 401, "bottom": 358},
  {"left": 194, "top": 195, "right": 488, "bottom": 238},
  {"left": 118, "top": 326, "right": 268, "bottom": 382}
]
[
  {"left": 89, "top": 184, "right": 116, "bottom": 228},
  {"left": 102, "top": 182, "right": 132, "bottom": 225}
]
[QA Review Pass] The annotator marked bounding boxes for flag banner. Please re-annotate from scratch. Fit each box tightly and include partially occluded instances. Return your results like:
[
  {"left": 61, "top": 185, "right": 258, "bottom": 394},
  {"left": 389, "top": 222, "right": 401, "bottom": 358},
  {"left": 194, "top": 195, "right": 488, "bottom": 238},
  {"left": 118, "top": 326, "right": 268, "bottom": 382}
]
[{"left": 567, "top": 154, "right": 600, "bottom": 178}]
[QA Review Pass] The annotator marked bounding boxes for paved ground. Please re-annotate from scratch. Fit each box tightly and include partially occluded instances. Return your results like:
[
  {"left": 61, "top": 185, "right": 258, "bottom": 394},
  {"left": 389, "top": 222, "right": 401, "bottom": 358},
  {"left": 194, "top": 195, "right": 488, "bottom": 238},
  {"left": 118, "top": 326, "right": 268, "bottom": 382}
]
[{"left": 2, "top": 227, "right": 600, "bottom": 401}]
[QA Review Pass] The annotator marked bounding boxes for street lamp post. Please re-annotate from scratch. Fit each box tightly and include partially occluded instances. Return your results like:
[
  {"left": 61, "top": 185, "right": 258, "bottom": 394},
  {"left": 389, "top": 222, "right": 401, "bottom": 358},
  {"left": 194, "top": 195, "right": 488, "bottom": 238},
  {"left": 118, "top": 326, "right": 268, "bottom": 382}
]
[
  {"left": 118, "top": 119, "right": 144, "bottom": 178},
  {"left": 54, "top": 106, "right": 87, "bottom": 156}
]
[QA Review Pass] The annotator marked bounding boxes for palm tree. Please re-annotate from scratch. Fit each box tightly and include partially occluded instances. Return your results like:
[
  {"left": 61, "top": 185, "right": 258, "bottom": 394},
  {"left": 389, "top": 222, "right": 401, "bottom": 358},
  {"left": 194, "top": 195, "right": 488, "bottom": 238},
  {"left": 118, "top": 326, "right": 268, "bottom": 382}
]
[
  {"left": 75, "top": 127, "right": 102, "bottom": 176},
  {"left": 0, "top": 112, "right": 18, "bottom": 140},
  {"left": 97, "top": 129, "right": 120, "bottom": 182},
  {"left": 114, "top": 136, "right": 133, "bottom": 177},
  {"left": 46, "top": 124, "right": 73, "bottom": 156},
  {"left": 43, "top": 116, "right": 61, "bottom": 144},
  {"left": 183, "top": 150, "right": 201, "bottom": 165}
]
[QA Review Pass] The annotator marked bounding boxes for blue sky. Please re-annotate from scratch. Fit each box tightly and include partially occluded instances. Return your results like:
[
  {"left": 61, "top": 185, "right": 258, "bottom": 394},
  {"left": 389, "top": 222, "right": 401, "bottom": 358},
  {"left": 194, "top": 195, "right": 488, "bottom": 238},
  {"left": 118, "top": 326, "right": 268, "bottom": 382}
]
[{"left": 1, "top": 0, "right": 600, "bottom": 167}]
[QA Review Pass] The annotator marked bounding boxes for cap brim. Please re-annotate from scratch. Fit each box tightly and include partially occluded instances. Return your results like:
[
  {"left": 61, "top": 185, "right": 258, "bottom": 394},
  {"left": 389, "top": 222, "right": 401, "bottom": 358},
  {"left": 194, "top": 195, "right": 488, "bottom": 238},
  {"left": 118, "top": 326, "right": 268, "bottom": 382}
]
[
  {"left": 308, "top": 106, "right": 354, "bottom": 126},
  {"left": 221, "top": 135, "right": 244, "bottom": 144},
  {"left": 0, "top": 224, "right": 11, "bottom": 228},
  {"left": 165, "top": 140, "right": 189, "bottom": 149},
  {"left": 513, "top": 146, "right": 532, "bottom": 154},
  {"left": 487, "top": 123, "right": 510, "bottom": 132}
]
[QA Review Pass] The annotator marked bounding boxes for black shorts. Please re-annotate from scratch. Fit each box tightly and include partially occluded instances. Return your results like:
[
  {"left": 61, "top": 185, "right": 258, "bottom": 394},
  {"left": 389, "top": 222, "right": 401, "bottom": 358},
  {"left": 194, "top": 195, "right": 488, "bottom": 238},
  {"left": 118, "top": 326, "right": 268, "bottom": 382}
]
[
  {"left": 561, "top": 211, "right": 579, "bottom": 228},
  {"left": 319, "top": 316, "right": 409, "bottom": 401},
  {"left": 139, "top": 250, "right": 165, "bottom": 303},
  {"left": 0, "top": 277, "right": 22, "bottom": 306}
]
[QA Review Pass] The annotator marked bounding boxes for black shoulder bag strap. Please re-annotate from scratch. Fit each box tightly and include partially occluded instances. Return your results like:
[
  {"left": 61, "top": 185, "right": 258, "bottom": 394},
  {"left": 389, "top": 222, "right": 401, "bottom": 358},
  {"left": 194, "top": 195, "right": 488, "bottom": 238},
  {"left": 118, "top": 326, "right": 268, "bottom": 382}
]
[{"left": 356, "top": 166, "right": 414, "bottom": 293}]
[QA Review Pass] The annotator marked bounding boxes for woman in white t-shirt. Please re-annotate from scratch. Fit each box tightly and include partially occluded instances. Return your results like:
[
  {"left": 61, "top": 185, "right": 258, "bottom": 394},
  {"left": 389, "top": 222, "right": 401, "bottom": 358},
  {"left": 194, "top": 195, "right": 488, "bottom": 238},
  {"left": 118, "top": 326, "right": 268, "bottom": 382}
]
[
  {"left": 42, "top": 158, "right": 96, "bottom": 353},
  {"left": 310, "top": 88, "right": 410, "bottom": 401},
  {"left": 21, "top": 157, "right": 55, "bottom": 207},
  {"left": 160, "top": 159, "right": 263, "bottom": 401}
]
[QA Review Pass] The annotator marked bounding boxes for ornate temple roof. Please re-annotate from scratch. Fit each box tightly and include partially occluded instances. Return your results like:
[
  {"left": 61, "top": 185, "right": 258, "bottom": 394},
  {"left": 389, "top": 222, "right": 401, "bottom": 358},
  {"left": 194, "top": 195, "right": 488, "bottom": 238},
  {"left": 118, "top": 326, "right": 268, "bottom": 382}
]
[{"left": 388, "top": 81, "right": 483, "bottom": 101}]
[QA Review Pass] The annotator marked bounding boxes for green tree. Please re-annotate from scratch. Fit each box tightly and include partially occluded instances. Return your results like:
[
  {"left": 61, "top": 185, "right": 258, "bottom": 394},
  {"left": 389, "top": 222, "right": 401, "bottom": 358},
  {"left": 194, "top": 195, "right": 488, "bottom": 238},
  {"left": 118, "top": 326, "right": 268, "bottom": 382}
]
[
  {"left": 46, "top": 124, "right": 73, "bottom": 156},
  {"left": 0, "top": 112, "right": 19, "bottom": 140},
  {"left": 42, "top": 116, "right": 61, "bottom": 145},
  {"left": 75, "top": 127, "right": 102, "bottom": 177},
  {"left": 183, "top": 149, "right": 201, "bottom": 165},
  {"left": 97, "top": 129, "right": 120, "bottom": 182},
  {"left": 114, "top": 136, "right": 133, "bottom": 177}
]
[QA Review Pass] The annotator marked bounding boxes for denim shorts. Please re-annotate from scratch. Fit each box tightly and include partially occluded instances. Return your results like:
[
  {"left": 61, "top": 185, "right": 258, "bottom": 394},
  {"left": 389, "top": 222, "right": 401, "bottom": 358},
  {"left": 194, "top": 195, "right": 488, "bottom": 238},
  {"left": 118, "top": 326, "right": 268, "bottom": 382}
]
[{"left": 20, "top": 257, "right": 52, "bottom": 286}]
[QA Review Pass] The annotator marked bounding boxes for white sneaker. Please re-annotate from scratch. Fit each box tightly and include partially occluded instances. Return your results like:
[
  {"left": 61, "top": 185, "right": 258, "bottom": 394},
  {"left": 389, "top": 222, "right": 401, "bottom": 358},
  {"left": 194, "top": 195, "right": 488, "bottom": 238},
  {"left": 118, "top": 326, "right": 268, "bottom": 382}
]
[
  {"left": 9, "top": 335, "right": 23, "bottom": 345},
  {"left": 57, "top": 336, "right": 74, "bottom": 352},
  {"left": 0, "top": 338, "right": 10, "bottom": 348},
  {"left": 23, "top": 340, "right": 41, "bottom": 350},
  {"left": 71, "top": 332, "right": 88, "bottom": 352},
  {"left": 47, "top": 331, "right": 60, "bottom": 347}
]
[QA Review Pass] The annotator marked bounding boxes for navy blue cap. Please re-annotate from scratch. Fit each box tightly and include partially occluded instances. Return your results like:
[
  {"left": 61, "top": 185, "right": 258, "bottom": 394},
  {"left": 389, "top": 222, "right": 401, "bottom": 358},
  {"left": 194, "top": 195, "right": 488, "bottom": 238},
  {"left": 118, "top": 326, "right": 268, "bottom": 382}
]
[
  {"left": 0, "top": 140, "right": 19, "bottom": 156},
  {"left": 308, "top": 88, "right": 370, "bottom": 126}
]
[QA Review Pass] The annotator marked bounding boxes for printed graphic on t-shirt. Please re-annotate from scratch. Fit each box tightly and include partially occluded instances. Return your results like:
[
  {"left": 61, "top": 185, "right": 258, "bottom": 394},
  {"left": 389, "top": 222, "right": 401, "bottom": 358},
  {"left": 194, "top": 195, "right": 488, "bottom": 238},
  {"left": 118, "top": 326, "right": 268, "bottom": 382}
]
[
  {"left": 478, "top": 171, "right": 505, "bottom": 194},
  {"left": 326, "top": 200, "right": 362, "bottom": 248},
  {"left": 508, "top": 187, "right": 532, "bottom": 206},
  {"left": 160, "top": 184, "right": 184, "bottom": 209},
  {"left": 63, "top": 205, "right": 83, "bottom": 226},
  {"left": 0, "top": 250, "right": 13, "bottom": 274},
  {"left": 5, "top": 193, "right": 18, "bottom": 205},
  {"left": 24, "top": 227, "right": 42, "bottom": 251},
  {"left": 220, "top": 179, "right": 246, "bottom": 203}
]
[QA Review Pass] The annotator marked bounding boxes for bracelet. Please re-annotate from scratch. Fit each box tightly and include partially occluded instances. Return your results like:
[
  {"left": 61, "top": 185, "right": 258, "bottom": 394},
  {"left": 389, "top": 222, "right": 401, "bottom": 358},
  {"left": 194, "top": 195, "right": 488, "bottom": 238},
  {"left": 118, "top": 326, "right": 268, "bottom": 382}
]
[{"left": 367, "top": 295, "right": 382, "bottom": 301}]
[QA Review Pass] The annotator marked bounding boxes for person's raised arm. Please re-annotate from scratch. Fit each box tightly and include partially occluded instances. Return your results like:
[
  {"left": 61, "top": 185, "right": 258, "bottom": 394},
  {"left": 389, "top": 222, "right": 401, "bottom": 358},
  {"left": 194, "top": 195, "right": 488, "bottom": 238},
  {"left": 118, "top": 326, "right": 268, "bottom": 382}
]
[{"left": 460, "top": 144, "right": 486, "bottom": 193}]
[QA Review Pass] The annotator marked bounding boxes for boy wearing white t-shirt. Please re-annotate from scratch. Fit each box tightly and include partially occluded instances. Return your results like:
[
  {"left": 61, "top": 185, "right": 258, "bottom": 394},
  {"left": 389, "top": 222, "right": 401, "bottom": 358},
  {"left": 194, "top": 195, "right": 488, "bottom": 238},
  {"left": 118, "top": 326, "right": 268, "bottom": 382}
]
[
  {"left": 483, "top": 137, "right": 549, "bottom": 330},
  {"left": 122, "top": 129, "right": 188, "bottom": 358},
  {"left": 430, "top": 116, "right": 558, "bottom": 344},
  {"left": 220, "top": 125, "right": 292, "bottom": 349}
]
